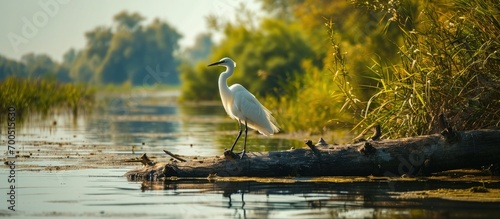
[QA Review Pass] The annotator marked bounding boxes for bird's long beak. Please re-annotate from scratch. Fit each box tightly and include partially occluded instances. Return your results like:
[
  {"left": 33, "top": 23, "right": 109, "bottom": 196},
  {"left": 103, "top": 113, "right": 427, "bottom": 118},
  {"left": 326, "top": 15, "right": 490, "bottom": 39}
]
[{"left": 208, "top": 60, "right": 224, "bottom": 67}]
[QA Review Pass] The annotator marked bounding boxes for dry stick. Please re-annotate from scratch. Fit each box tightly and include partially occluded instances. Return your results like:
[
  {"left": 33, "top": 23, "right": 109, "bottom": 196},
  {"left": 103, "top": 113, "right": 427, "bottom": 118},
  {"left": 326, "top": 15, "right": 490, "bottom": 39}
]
[
  {"left": 304, "top": 140, "right": 322, "bottom": 158},
  {"left": 370, "top": 124, "right": 382, "bottom": 140},
  {"left": 163, "top": 150, "right": 187, "bottom": 162},
  {"left": 140, "top": 153, "right": 155, "bottom": 166},
  {"left": 439, "top": 113, "right": 457, "bottom": 143}
]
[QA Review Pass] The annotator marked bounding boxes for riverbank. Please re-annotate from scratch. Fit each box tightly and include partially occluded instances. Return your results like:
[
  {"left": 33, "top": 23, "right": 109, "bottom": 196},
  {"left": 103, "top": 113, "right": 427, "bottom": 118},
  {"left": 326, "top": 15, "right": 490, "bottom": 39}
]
[{"left": 0, "top": 76, "right": 95, "bottom": 117}]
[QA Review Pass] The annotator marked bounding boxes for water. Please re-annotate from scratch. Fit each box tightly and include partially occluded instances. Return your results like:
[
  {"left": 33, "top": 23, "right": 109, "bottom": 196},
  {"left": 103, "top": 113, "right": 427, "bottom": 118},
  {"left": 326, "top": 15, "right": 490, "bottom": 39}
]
[{"left": 1, "top": 90, "right": 499, "bottom": 218}]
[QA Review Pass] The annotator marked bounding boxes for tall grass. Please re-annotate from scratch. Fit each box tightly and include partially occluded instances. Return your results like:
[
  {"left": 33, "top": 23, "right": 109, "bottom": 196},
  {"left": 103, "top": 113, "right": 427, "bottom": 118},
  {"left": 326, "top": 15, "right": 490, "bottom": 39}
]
[
  {"left": 343, "top": 0, "right": 500, "bottom": 137},
  {"left": 264, "top": 0, "right": 499, "bottom": 138},
  {"left": 0, "top": 76, "right": 95, "bottom": 117},
  {"left": 262, "top": 61, "right": 347, "bottom": 134},
  {"left": 262, "top": 58, "right": 357, "bottom": 134}
]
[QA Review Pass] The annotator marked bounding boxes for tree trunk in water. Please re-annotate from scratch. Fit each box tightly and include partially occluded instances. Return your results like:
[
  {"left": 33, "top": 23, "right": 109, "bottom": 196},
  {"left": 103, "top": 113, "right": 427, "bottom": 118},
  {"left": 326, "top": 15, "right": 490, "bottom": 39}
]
[{"left": 125, "top": 129, "right": 500, "bottom": 180}]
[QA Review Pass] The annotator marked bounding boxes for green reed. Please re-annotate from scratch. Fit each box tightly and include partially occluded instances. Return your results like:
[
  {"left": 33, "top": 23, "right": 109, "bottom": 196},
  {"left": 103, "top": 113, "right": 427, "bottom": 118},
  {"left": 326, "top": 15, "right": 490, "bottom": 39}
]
[
  {"left": 0, "top": 76, "right": 95, "bottom": 118},
  {"left": 341, "top": 0, "right": 500, "bottom": 138}
]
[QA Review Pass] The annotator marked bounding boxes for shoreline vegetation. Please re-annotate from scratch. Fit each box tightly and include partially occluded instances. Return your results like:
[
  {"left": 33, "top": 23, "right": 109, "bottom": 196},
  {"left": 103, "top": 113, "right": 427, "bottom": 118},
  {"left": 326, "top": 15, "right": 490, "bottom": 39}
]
[
  {"left": 178, "top": 0, "right": 499, "bottom": 139},
  {"left": 0, "top": 76, "right": 185, "bottom": 124},
  {"left": 1, "top": 0, "right": 498, "bottom": 138},
  {"left": 264, "top": 0, "right": 499, "bottom": 138},
  {"left": 96, "top": 82, "right": 180, "bottom": 92},
  {"left": 0, "top": 76, "right": 95, "bottom": 118}
]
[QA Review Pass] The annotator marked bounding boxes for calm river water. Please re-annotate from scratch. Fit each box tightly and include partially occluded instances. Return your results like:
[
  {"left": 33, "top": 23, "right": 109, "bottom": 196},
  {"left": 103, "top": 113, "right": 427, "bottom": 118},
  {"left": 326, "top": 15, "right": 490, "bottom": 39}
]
[{"left": 1, "top": 90, "right": 499, "bottom": 218}]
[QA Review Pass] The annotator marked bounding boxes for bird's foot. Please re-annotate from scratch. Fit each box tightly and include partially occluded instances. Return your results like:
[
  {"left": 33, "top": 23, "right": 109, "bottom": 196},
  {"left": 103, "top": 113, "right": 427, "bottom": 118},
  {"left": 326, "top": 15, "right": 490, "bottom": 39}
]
[
  {"left": 224, "top": 149, "right": 239, "bottom": 160},
  {"left": 239, "top": 150, "right": 246, "bottom": 159}
]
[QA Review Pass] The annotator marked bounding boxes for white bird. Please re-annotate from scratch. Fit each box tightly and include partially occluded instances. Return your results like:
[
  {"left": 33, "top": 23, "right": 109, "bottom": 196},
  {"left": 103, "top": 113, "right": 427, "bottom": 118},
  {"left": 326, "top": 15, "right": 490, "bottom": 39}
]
[{"left": 208, "top": 57, "right": 280, "bottom": 159}]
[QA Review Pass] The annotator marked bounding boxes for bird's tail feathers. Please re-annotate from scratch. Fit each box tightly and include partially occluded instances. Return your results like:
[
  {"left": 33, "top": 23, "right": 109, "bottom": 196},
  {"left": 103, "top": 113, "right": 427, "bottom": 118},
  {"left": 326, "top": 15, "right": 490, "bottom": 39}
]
[{"left": 263, "top": 106, "right": 280, "bottom": 134}]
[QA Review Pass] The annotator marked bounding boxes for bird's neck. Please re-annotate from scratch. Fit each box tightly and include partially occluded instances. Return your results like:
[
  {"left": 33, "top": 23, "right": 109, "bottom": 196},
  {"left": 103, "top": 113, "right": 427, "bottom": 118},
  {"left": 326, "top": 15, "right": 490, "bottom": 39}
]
[{"left": 218, "top": 66, "right": 234, "bottom": 105}]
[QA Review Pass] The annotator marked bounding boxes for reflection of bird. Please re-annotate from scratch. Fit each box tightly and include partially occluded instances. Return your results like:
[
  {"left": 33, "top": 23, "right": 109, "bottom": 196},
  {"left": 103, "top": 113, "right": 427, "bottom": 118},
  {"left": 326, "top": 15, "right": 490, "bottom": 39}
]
[{"left": 208, "top": 57, "right": 280, "bottom": 159}]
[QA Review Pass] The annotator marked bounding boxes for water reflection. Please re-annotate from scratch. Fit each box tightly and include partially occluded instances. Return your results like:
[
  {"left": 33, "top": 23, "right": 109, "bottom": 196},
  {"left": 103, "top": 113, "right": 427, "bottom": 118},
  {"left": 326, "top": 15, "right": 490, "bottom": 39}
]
[
  {"left": 6, "top": 90, "right": 302, "bottom": 165},
  {"left": 6, "top": 90, "right": 302, "bottom": 155},
  {"left": 139, "top": 179, "right": 500, "bottom": 218},
  {"left": 2, "top": 90, "right": 500, "bottom": 218},
  {"left": 87, "top": 91, "right": 302, "bottom": 154}
]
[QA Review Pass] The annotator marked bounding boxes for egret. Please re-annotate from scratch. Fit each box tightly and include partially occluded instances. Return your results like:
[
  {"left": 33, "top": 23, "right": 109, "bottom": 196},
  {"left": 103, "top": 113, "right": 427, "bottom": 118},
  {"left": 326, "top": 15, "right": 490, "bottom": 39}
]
[{"left": 208, "top": 57, "right": 280, "bottom": 159}]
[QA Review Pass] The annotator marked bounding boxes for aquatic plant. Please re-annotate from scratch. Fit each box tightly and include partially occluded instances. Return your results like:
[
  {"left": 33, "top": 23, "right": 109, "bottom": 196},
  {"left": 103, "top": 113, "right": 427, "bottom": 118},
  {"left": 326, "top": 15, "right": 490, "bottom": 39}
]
[{"left": 0, "top": 76, "right": 95, "bottom": 118}]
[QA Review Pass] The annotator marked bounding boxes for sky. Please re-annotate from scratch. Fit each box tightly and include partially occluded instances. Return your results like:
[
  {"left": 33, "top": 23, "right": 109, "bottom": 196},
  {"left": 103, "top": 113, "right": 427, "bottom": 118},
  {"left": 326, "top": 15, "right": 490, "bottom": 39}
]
[{"left": 0, "top": 0, "right": 261, "bottom": 62}]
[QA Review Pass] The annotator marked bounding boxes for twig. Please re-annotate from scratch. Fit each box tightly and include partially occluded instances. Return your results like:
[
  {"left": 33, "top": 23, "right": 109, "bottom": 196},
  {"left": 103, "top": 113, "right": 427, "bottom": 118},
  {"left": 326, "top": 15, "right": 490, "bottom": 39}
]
[
  {"left": 316, "top": 138, "right": 329, "bottom": 146},
  {"left": 370, "top": 124, "right": 382, "bottom": 140},
  {"left": 439, "top": 113, "right": 457, "bottom": 143},
  {"left": 163, "top": 150, "right": 187, "bottom": 162},
  {"left": 140, "top": 153, "right": 156, "bottom": 166},
  {"left": 305, "top": 140, "right": 322, "bottom": 158}
]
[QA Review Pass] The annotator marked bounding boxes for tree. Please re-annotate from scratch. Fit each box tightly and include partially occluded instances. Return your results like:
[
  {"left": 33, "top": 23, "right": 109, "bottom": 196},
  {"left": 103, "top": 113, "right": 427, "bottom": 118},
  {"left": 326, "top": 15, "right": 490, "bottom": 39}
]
[
  {"left": 273, "top": 0, "right": 406, "bottom": 99},
  {"left": 69, "top": 50, "right": 101, "bottom": 83},
  {"left": 66, "top": 11, "right": 182, "bottom": 85},
  {"left": 113, "top": 11, "right": 145, "bottom": 31},
  {"left": 182, "top": 33, "right": 213, "bottom": 65},
  {"left": 180, "top": 17, "right": 317, "bottom": 100},
  {"left": 84, "top": 26, "right": 113, "bottom": 59},
  {"left": 0, "top": 55, "right": 26, "bottom": 80},
  {"left": 135, "top": 18, "right": 182, "bottom": 85},
  {"left": 97, "top": 28, "right": 132, "bottom": 84},
  {"left": 1, "top": 11, "right": 182, "bottom": 86},
  {"left": 21, "top": 53, "right": 56, "bottom": 78}
]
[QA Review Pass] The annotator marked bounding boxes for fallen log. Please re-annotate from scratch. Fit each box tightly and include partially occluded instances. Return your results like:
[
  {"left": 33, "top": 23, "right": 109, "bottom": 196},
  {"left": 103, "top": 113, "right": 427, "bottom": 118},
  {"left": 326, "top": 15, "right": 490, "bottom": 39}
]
[{"left": 125, "top": 128, "right": 500, "bottom": 181}]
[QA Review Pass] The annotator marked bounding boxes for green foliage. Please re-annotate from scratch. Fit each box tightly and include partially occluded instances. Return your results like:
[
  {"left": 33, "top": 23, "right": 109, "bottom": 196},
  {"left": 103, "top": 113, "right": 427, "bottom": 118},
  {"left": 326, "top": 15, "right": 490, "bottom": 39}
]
[
  {"left": 179, "top": 61, "right": 221, "bottom": 101},
  {"left": 262, "top": 60, "right": 354, "bottom": 134},
  {"left": 1, "top": 0, "right": 496, "bottom": 138},
  {"left": 71, "top": 12, "right": 182, "bottom": 85},
  {"left": 0, "top": 11, "right": 182, "bottom": 87},
  {"left": 258, "top": 0, "right": 499, "bottom": 137},
  {"left": 0, "top": 55, "right": 27, "bottom": 79},
  {"left": 255, "top": 0, "right": 403, "bottom": 134},
  {"left": 0, "top": 76, "right": 95, "bottom": 117},
  {"left": 181, "top": 33, "right": 214, "bottom": 65},
  {"left": 0, "top": 53, "right": 71, "bottom": 82},
  {"left": 180, "top": 17, "right": 317, "bottom": 100},
  {"left": 337, "top": 0, "right": 500, "bottom": 137},
  {"left": 281, "top": 0, "right": 404, "bottom": 100}
]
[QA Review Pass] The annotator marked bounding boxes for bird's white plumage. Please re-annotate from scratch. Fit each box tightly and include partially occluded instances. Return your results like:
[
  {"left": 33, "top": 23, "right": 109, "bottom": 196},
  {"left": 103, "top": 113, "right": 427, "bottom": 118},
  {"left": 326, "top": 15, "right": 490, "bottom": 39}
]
[
  {"left": 229, "top": 84, "right": 279, "bottom": 135},
  {"left": 209, "top": 57, "right": 279, "bottom": 158},
  {"left": 210, "top": 57, "right": 280, "bottom": 135}
]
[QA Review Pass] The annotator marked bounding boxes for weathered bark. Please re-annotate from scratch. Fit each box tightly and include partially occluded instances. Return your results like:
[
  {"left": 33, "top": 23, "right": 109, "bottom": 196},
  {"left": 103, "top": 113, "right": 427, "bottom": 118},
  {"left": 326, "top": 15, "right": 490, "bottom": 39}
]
[{"left": 125, "top": 129, "right": 500, "bottom": 181}]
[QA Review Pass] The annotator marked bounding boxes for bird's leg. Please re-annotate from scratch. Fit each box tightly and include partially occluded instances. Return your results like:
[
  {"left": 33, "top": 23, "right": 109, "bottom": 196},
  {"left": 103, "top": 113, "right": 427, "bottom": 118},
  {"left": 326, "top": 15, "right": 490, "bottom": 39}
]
[
  {"left": 240, "top": 120, "right": 248, "bottom": 159},
  {"left": 229, "top": 120, "right": 243, "bottom": 153}
]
